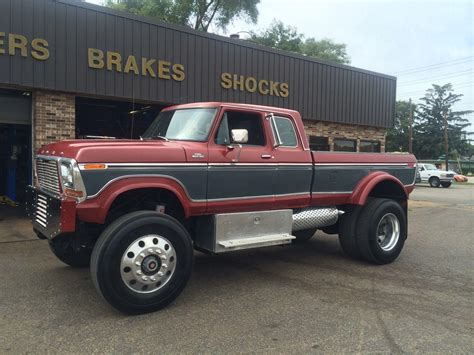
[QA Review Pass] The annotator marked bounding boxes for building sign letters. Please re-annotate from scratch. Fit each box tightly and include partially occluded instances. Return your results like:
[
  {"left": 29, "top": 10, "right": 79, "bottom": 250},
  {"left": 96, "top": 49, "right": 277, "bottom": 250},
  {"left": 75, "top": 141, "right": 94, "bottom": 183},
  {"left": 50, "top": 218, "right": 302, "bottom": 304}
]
[
  {"left": 0, "top": 32, "right": 49, "bottom": 60},
  {"left": 221, "top": 72, "right": 289, "bottom": 98},
  {"left": 1, "top": 31, "right": 290, "bottom": 98},
  {"left": 88, "top": 48, "right": 185, "bottom": 82}
]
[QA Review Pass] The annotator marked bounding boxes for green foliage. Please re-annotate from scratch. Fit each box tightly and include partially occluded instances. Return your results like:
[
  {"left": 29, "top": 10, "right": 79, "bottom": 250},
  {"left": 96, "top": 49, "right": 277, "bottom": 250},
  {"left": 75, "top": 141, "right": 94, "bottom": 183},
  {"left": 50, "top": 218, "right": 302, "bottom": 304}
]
[
  {"left": 385, "top": 100, "right": 416, "bottom": 152},
  {"left": 105, "top": 0, "right": 260, "bottom": 32},
  {"left": 414, "top": 84, "right": 472, "bottom": 159},
  {"left": 301, "top": 38, "right": 350, "bottom": 64},
  {"left": 386, "top": 84, "right": 472, "bottom": 159},
  {"left": 250, "top": 21, "right": 303, "bottom": 53},
  {"left": 250, "top": 20, "right": 350, "bottom": 64}
]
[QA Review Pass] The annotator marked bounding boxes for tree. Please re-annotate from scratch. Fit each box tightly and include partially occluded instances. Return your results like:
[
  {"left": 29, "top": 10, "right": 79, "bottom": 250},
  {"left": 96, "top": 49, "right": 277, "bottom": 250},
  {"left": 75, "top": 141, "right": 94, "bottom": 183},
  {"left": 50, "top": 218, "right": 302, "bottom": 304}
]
[
  {"left": 385, "top": 100, "right": 416, "bottom": 152},
  {"left": 250, "top": 21, "right": 303, "bottom": 53},
  {"left": 250, "top": 21, "right": 350, "bottom": 64},
  {"left": 301, "top": 38, "right": 350, "bottom": 64},
  {"left": 413, "top": 83, "right": 472, "bottom": 159},
  {"left": 105, "top": 0, "right": 260, "bottom": 32}
]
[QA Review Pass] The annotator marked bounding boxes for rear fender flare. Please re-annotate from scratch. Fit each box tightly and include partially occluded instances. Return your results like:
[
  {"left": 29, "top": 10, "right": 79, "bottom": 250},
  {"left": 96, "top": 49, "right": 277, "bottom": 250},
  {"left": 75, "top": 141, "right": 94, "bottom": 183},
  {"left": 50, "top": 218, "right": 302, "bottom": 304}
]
[{"left": 350, "top": 171, "right": 408, "bottom": 205}]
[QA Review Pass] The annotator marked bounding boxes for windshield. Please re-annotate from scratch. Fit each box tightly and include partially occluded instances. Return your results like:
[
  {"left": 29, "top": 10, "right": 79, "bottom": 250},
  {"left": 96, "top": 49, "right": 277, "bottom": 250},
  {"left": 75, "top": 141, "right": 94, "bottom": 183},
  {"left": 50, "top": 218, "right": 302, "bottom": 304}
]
[
  {"left": 142, "top": 108, "right": 217, "bottom": 141},
  {"left": 424, "top": 164, "right": 438, "bottom": 170}
]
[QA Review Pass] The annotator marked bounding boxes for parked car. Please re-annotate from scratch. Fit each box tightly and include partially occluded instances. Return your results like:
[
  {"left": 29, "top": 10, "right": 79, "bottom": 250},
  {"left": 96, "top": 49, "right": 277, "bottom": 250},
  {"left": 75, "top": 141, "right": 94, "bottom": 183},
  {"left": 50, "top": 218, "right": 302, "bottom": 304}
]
[
  {"left": 454, "top": 174, "right": 468, "bottom": 183},
  {"left": 27, "top": 102, "right": 417, "bottom": 314},
  {"left": 416, "top": 163, "right": 455, "bottom": 188}
]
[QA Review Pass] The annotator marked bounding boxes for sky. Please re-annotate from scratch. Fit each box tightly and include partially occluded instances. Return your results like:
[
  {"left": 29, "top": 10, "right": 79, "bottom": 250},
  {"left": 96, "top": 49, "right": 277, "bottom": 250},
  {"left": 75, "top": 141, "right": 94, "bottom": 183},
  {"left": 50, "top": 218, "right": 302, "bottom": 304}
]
[{"left": 86, "top": 0, "right": 473, "bottom": 130}]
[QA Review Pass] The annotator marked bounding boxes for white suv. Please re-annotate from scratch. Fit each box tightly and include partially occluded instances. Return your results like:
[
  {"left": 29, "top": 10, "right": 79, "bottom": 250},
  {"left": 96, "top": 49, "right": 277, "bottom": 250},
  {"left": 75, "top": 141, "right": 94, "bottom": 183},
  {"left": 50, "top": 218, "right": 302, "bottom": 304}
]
[{"left": 416, "top": 163, "right": 455, "bottom": 188}]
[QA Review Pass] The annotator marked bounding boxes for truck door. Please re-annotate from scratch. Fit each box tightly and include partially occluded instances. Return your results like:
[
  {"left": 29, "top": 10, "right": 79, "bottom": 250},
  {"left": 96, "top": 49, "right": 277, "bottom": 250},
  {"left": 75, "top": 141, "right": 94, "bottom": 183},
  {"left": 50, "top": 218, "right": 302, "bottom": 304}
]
[
  {"left": 267, "top": 113, "right": 312, "bottom": 208},
  {"left": 206, "top": 108, "right": 276, "bottom": 213}
]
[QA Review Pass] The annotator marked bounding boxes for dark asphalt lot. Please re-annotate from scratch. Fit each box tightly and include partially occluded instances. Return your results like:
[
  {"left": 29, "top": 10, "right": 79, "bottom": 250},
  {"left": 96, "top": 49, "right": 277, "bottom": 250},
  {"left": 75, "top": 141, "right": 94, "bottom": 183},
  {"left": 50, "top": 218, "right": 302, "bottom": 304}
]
[{"left": 0, "top": 184, "right": 473, "bottom": 353}]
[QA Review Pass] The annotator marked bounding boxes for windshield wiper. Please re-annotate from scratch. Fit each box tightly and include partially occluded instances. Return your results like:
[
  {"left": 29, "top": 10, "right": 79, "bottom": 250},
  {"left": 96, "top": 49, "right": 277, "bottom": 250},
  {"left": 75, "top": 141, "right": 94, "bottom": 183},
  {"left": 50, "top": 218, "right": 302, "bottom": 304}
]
[{"left": 144, "top": 135, "right": 170, "bottom": 141}]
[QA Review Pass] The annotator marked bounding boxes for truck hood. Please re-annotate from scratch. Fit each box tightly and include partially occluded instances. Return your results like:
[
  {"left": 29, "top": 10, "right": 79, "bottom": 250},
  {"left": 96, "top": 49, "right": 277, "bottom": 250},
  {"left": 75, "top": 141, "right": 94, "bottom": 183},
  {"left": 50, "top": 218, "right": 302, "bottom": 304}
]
[{"left": 37, "top": 139, "right": 193, "bottom": 163}]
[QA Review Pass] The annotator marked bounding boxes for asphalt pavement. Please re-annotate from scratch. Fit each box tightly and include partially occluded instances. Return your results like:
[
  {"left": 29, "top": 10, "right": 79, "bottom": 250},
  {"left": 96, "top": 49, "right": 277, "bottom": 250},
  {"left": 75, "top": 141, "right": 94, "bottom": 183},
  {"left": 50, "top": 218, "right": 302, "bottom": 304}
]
[{"left": 0, "top": 184, "right": 473, "bottom": 353}]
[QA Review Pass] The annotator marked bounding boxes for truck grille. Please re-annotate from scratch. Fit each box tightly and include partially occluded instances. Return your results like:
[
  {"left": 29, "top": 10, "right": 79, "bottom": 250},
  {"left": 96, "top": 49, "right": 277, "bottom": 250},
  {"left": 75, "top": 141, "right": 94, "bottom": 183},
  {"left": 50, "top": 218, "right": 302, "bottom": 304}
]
[
  {"left": 446, "top": 173, "right": 454, "bottom": 178},
  {"left": 36, "top": 158, "right": 61, "bottom": 195}
]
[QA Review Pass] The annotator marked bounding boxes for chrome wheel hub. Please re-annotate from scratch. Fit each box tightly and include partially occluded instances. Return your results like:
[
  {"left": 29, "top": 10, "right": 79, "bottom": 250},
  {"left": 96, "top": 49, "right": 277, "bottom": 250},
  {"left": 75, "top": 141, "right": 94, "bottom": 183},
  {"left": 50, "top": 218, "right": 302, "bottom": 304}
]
[
  {"left": 120, "top": 234, "right": 177, "bottom": 293},
  {"left": 376, "top": 213, "right": 400, "bottom": 252}
]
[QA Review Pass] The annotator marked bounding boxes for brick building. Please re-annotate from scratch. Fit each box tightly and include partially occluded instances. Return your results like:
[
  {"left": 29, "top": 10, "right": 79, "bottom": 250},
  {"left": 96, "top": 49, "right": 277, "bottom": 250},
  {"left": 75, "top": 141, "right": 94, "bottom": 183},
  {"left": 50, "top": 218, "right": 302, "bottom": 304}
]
[{"left": 0, "top": 0, "right": 395, "bottom": 202}]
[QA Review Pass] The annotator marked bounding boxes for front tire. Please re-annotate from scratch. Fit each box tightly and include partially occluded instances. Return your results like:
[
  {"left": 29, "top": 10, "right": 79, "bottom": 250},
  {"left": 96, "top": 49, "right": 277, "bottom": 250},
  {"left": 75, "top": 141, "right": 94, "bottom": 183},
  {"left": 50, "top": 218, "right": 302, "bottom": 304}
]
[
  {"left": 441, "top": 181, "right": 452, "bottom": 188},
  {"left": 356, "top": 198, "right": 407, "bottom": 265},
  {"left": 91, "top": 211, "right": 193, "bottom": 314},
  {"left": 429, "top": 177, "right": 440, "bottom": 188}
]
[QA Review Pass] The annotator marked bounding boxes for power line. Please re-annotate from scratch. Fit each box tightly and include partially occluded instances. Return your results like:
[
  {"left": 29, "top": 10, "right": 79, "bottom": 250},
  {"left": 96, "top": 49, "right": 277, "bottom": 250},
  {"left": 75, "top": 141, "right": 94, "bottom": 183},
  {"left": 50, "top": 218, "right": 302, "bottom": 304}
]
[
  {"left": 396, "top": 59, "right": 473, "bottom": 76},
  {"left": 391, "top": 56, "right": 473, "bottom": 75},
  {"left": 398, "top": 83, "right": 474, "bottom": 96},
  {"left": 398, "top": 70, "right": 473, "bottom": 86}
]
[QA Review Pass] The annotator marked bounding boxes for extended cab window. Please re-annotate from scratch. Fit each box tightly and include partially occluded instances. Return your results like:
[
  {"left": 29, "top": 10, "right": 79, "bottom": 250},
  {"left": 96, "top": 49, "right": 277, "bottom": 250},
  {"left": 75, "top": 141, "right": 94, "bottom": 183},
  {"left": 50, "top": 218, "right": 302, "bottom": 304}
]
[
  {"left": 142, "top": 108, "right": 217, "bottom": 141},
  {"left": 272, "top": 116, "right": 298, "bottom": 147},
  {"left": 215, "top": 111, "right": 265, "bottom": 146}
]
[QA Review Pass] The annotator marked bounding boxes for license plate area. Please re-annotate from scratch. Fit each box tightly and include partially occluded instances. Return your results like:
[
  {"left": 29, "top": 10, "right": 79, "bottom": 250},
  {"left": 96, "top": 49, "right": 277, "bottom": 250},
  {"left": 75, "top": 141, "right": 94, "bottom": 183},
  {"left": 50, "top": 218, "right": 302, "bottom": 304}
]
[{"left": 26, "top": 186, "right": 62, "bottom": 239}]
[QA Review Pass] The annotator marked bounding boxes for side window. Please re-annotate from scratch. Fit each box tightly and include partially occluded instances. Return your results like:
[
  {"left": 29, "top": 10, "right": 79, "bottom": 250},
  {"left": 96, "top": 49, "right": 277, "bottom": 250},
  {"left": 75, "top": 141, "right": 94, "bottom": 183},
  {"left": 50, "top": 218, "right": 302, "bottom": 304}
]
[
  {"left": 359, "top": 140, "right": 381, "bottom": 153},
  {"left": 309, "top": 136, "right": 330, "bottom": 151},
  {"left": 215, "top": 113, "right": 230, "bottom": 145},
  {"left": 215, "top": 110, "right": 265, "bottom": 146},
  {"left": 272, "top": 116, "right": 298, "bottom": 147},
  {"left": 334, "top": 138, "right": 356, "bottom": 152}
]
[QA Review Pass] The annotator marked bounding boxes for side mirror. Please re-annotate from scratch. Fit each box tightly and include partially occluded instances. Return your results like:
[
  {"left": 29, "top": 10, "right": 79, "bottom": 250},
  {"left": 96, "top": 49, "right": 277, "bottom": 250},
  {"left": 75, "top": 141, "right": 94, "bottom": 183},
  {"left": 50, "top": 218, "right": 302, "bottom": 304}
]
[{"left": 231, "top": 129, "right": 248, "bottom": 144}]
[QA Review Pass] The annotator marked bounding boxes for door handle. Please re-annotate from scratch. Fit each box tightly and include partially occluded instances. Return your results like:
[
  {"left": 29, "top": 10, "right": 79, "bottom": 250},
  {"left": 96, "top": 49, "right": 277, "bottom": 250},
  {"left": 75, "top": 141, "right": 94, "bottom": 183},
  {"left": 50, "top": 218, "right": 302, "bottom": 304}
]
[{"left": 261, "top": 154, "right": 273, "bottom": 159}]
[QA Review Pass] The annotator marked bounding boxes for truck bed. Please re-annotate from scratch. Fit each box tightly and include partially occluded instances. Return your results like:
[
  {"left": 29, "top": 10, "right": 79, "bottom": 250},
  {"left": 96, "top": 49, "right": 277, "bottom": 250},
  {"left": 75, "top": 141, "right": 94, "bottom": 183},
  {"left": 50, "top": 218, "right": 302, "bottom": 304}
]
[{"left": 310, "top": 151, "right": 417, "bottom": 205}]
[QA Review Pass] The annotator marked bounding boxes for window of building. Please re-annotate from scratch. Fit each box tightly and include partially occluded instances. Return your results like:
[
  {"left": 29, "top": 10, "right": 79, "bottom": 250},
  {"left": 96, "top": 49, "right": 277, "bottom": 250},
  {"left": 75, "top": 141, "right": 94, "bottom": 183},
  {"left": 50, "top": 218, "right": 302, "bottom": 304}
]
[
  {"left": 271, "top": 116, "right": 298, "bottom": 147},
  {"left": 333, "top": 138, "right": 356, "bottom": 152},
  {"left": 215, "top": 110, "right": 265, "bottom": 146},
  {"left": 309, "top": 136, "right": 330, "bottom": 151},
  {"left": 359, "top": 140, "right": 381, "bottom": 153}
]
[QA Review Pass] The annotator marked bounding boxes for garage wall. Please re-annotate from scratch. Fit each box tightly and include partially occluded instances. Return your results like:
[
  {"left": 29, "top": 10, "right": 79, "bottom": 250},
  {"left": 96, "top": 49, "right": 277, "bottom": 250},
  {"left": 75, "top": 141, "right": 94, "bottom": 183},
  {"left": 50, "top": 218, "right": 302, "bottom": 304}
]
[{"left": 0, "top": 0, "right": 397, "bottom": 128}]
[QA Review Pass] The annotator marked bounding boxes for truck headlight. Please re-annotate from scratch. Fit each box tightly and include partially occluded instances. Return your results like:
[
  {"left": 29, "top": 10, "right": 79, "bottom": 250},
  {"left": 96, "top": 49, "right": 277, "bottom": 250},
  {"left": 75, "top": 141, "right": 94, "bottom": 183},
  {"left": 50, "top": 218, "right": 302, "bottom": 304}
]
[
  {"left": 60, "top": 161, "right": 74, "bottom": 188},
  {"left": 59, "top": 158, "right": 87, "bottom": 202}
]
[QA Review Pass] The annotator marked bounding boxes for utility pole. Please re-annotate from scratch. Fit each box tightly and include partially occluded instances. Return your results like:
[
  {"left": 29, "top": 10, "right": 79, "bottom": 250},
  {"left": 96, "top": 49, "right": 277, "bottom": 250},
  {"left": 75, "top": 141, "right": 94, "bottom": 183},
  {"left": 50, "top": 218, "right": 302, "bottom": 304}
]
[
  {"left": 408, "top": 98, "right": 413, "bottom": 154},
  {"left": 443, "top": 110, "right": 449, "bottom": 171}
]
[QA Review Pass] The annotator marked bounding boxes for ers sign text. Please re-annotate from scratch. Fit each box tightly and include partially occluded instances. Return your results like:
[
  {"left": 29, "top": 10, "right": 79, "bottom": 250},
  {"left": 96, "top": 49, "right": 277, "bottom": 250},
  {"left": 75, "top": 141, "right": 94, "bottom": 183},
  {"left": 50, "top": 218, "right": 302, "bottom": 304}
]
[{"left": 0, "top": 32, "right": 49, "bottom": 60}]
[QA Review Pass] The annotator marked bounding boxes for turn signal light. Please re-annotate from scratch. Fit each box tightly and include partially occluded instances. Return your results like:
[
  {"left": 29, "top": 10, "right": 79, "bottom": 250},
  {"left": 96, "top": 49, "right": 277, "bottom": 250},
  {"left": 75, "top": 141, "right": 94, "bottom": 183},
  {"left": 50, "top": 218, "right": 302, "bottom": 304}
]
[
  {"left": 83, "top": 163, "right": 107, "bottom": 170},
  {"left": 64, "top": 188, "right": 84, "bottom": 199}
]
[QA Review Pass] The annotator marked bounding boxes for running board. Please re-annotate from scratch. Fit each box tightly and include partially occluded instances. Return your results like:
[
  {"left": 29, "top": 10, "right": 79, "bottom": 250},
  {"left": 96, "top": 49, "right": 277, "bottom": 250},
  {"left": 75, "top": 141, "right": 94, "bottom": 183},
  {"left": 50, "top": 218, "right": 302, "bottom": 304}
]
[{"left": 219, "top": 234, "right": 295, "bottom": 250}]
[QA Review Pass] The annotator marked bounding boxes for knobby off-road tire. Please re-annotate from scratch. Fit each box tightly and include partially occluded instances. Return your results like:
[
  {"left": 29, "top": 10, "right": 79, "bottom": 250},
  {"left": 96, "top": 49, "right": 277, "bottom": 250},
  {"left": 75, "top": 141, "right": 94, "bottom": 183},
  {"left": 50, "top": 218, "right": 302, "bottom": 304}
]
[
  {"left": 91, "top": 211, "right": 194, "bottom": 314},
  {"left": 338, "top": 205, "right": 363, "bottom": 259},
  {"left": 441, "top": 181, "right": 452, "bottom": 188},
  {"left": 356, "top": 198, "right": 407, "bottom": 265},
  {"left": 292, "top": 228, "right": 317, "bottom": 243},
  {"left": 429, "top": 176, "right": 440, "bottom": 188},
  {"left": 49, "top": 236, "right": 92, "bottom": 268}
]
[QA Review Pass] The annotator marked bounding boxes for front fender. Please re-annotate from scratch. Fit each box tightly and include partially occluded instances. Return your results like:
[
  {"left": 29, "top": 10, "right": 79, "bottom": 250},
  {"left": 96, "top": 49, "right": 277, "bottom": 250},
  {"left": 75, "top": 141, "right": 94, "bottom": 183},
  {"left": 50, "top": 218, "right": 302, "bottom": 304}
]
[
  {"left": 350, "top": 171, "right": 408, "bottom": 205},
  {"left": 76, "top": 176, "right": 201, "bottom": 224}
]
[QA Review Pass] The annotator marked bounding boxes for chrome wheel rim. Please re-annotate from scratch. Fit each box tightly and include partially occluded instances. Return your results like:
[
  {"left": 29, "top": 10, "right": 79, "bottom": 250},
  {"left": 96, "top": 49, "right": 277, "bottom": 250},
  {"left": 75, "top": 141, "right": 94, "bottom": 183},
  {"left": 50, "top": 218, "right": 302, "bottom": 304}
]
[
  {"left": 120, "top": 234, "right": 177, "bottom": 293},
  {"left": 376, "top": 213, "right": 400, "bottom": 252}
]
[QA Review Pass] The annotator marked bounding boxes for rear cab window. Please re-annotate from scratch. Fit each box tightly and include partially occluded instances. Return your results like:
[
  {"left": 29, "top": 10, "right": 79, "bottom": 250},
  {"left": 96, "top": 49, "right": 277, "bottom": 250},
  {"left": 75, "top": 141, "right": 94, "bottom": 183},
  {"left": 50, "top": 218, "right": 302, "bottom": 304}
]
[{"left": 271, "top": 115, "right": 298, "bottom": 147}]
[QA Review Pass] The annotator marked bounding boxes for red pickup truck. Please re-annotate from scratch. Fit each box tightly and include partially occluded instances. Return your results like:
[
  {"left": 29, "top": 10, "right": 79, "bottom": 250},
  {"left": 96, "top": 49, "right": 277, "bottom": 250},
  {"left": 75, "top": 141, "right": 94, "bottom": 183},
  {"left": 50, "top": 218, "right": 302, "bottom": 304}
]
[{"left": 27, "top": 102, "right": 416, "bottom": 314}]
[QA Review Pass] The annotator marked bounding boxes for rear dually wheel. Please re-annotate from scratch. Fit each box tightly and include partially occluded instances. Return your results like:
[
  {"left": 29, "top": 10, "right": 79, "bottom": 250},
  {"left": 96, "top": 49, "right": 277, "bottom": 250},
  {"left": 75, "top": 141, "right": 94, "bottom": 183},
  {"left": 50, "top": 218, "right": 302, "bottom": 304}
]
[{"left": 356, "top": 198, "right": 407, "bottom": 265}]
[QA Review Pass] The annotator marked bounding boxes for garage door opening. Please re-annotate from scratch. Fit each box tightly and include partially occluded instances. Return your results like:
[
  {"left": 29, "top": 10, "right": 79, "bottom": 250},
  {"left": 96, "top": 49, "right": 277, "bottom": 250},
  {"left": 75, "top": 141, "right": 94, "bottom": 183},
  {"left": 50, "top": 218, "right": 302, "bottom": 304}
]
[
  {"left": 0, "top": 89, "right": 32, "bottom": 205},
  {"left": 76, "top": 97, "right": 169, "bottom": 139}
]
